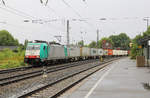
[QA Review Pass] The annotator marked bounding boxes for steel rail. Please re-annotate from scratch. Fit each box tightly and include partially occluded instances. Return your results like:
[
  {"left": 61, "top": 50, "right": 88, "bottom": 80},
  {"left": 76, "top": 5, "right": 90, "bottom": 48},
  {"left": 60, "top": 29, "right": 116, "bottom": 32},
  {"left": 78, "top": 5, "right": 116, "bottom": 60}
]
[
  {"left": 0, "top": 66, "right": 33, "bottom": 74},
  {"left": 0, "top": 59, "right": 99, "bottom": 86},
  {"left": 17, "top": 57, "right": 120, "bottom": 98}
]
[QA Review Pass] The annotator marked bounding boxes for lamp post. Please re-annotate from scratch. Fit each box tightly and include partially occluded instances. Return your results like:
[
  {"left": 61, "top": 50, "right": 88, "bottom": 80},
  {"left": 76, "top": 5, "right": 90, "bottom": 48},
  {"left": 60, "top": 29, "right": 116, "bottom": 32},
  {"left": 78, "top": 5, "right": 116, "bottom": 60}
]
[
  {"left": 143, "top": 17, "right": 149, "bottom": 31},
  {"left": 147, "top": 40, "right": 150, "bottom": 67}
]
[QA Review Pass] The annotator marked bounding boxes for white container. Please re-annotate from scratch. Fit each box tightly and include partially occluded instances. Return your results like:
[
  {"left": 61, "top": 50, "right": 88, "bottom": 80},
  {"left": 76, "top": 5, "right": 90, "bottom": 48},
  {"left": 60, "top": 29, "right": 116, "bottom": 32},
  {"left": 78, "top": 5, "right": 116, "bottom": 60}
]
[
  {"left": 112, "top": 50, "right": 117, "bottom": 56},
  {"left": 90, "top": 48, "right": 98, "bottom": 56},
  {"left": 80, "top": 47, "right": 91, "bottom": 56},
  {"left": 48, "top": 45, "right": 67, "bottom": 60},
  {"left": 68, "top": 46, "right": 80, "bottom": 57},
  {"left": 98, "top": 49, "right": 104, "bottom": 56}
]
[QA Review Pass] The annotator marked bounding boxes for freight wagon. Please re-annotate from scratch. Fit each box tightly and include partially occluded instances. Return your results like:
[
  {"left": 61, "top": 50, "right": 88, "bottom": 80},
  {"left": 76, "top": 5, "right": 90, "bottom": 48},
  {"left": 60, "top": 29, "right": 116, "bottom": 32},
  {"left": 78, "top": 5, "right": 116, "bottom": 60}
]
[
  {"left": 24, "top": 40, "right": 128, "bottom": 66},
  {"left": 80, "top": 47, "right": 91, "bottom": 59},
  {"left": 68, "top": 46, "right": 80, "bottom": 61},
  {"left": 90, "top": 48, "right": 98, "bottom": 58}
]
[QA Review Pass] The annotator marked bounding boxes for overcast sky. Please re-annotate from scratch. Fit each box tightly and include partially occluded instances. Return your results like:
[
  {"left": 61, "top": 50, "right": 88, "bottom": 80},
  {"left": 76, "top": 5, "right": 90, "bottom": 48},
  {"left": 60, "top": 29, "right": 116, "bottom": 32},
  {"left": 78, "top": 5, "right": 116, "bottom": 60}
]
[{"left": 0, "top": 0, "right": 150, "bottom": 44}]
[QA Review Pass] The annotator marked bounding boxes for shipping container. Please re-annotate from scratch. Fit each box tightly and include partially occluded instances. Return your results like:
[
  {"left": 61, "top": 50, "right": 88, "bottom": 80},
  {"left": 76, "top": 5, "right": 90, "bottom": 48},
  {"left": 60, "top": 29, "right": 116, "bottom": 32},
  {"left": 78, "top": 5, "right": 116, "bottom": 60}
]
[
  {"left": 80, "top": 47, "right": 91, "bottom": 56},
  {"left": 68, "top": 46, "right": 80, "bottom": 57},
  {"left": 108, "top": 49, "right": 113, "bottom": 56},
  {"left": 48, "top": 45, "right": 68, "bottom": 60},
  {"left": 104, "top": 49, "right": 108, "bottom": 56},
  {"left": 98, "top": 49, "right": 104, "bottom": 56},
  {"left": 90, "top": 48, "right": 98, "bottom": 56},
  {"left": 113, "top": 50, "right": 118, "bottom": 56}
]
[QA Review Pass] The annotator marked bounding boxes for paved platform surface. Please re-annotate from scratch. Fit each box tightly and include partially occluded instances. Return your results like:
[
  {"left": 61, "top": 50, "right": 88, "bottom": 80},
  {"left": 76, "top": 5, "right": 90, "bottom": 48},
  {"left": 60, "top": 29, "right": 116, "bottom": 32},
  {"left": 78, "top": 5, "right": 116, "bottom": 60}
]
[{"left": 60, "top": 57, "right": 150, "bottom": 98}]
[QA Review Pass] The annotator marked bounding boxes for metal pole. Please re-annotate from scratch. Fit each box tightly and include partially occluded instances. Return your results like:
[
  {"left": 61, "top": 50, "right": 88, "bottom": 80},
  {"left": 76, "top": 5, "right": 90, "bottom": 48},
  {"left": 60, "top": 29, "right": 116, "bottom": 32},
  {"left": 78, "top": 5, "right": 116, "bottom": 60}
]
[
  {"left": 80, "top": 31, "right": 83, "bottom": 47},
  {"left": 97, "top": 29, "right": 99, "bottom": 48},
  {"left": 67, "top": 20, "right": 69, "bottom": 46},
  {"left": 147, "top": 40, "right": 150, "bottom": 67},
  {"left": 144, "top": 18, "right": 149, "bottom": 30},
  {"left": 146, "top": 18, "right": 149, "bottom": 67},
  {"left": 143, "top": 18, "right": 149, "bottom": 66},
  {"left": 147, "top": 19, "right": 149, "bottom": 30},
  {"left": 147, "top": 45, "right": 149, "bottom": 67}
]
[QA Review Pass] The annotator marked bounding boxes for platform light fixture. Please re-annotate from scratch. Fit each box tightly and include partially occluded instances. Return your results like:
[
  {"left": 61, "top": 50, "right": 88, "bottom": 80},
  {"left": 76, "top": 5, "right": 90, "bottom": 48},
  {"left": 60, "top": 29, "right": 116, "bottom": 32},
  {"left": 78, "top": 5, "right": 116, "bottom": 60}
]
[{"left": 148, "top": 40, "right": 150, "bottom": 46}]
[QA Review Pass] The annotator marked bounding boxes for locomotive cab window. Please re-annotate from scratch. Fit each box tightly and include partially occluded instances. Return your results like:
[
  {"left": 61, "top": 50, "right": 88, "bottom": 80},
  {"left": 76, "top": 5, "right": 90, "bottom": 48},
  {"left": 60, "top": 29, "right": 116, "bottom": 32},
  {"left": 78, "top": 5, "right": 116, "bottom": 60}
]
[
  {"left": 43, "top": 46, "right": 45, "bottom": 50},
  {"left": 26, "top": 45, "right": 40, "bottom": 50}
]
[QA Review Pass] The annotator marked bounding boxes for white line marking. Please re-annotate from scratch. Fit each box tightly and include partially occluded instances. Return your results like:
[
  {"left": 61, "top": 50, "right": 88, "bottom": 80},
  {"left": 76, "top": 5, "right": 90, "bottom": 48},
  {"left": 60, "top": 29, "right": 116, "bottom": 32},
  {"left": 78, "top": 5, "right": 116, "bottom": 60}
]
[{"left": 84, "top": 65, "right": 115, "bottom": 98}]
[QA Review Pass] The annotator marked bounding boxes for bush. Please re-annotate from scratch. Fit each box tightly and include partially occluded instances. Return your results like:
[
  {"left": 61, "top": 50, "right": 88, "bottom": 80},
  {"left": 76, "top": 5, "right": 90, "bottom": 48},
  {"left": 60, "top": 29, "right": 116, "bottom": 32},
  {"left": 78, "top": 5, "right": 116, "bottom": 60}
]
[
  {"left": 130, "top": 44, "right": 142, "bottom": 59},
  {"left": 0, "top": 49, "right": 27, "bottom": 69}
]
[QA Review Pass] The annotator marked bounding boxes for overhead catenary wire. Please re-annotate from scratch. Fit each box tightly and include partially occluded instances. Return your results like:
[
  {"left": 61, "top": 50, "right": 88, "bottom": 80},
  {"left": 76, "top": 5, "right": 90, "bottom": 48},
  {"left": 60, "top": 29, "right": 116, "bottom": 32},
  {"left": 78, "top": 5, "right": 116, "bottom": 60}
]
[
  {"left": 0, "top": 6, "right": 33, "bottom": 19},
  {"left": 0, "top": 4, "right": 67, "bottom": 33},
  {"left": 6, "top": 5, "right": 37, "bottom": 19},
  {"left": 46, "top": 5, "right": 60, "bottom": 17},
  {"left": 61, "top": 0, "right": 82, "bottom": 17},
  {"left": 61, "top": 0, "right": 95, "bottom": 30},
  {"left": 5, "top": 22, "right": 58, "bottom": 41}
]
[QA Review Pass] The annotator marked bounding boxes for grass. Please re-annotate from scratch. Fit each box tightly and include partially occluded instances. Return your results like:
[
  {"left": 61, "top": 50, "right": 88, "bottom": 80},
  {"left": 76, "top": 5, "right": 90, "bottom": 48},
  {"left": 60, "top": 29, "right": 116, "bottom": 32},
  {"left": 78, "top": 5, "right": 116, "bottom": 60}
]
[{"left": 0, "top": 48, "right": 27, "bottom": 69}]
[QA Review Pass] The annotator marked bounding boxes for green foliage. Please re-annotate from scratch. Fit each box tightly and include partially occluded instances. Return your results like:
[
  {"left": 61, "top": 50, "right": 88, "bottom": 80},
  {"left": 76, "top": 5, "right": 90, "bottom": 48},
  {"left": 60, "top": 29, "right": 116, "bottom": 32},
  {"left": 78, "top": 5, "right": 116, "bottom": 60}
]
[
  {"left": 84, "top": 44, "right": 88, "bottom": 47},
  {"left": 0, "top": 48, "right": 26, "bottom": 69},
  {"left": 88, "top": 37, "right": 113, "bottom": 48},
  {"left": 130, "top": 43, "right": 142, "bottom": 59},
  {"left": 0, "top": 30, "right": 19, "bottom": 46},
  {"left": 130, "top": 35, "right": 142, "bottom": 59},
  {"left": 88, "top": 41, "right": 97, "bottom": 48},
  {"left": 130, "top": 27, "right": 150, "bottom": 59},
  {"left": 132, "top": 34, "right": 143, "bottom": 45},
  {"left": 24, "top": 39, "right": 28, "bottom": 49},
  {"left": 143, "top": 27, "right": 150, "bottom": 37},
  {"left": 109, "top": 33, "right": 130, "bottom": 50},
  {"left": 98, "top": 37, "right": 113, "bottom": 48},
  {"left": 0, "top": 61, "right": 25, "bottom": 69},
  {"left": 77, "top": 40, "right": 84, "bottom": 47}
]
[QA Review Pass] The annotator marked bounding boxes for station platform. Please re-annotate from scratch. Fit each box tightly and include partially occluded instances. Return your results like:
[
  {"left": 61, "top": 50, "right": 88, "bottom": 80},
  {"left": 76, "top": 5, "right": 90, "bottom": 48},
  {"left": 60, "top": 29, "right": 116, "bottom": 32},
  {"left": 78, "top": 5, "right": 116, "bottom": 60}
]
[{"left": 60, "top": 57, "right": 150, "bottom": 98}]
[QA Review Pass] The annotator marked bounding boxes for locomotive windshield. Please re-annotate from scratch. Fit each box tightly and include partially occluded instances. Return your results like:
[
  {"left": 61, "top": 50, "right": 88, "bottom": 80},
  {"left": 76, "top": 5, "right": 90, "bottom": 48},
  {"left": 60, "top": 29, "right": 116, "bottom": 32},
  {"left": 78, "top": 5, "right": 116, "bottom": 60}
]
[{"left": 26, "top": 45, "right": 40, "bottom": 50}]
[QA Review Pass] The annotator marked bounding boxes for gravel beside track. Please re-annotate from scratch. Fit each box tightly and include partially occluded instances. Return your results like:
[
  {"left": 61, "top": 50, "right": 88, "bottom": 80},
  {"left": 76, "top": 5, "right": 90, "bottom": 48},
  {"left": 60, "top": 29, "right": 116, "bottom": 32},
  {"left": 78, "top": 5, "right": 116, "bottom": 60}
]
[
  {"left": 0, "top": 66, "right": 33, "bottom": 74},
  {"left": 27, "top": 59, "right": 114, "bottom": 98},
  {"left": 0, "top": 59, "right": 98, "bottom": 86},
  {"left": 0, "top": 59, "right": 104, "bottom": 98}
]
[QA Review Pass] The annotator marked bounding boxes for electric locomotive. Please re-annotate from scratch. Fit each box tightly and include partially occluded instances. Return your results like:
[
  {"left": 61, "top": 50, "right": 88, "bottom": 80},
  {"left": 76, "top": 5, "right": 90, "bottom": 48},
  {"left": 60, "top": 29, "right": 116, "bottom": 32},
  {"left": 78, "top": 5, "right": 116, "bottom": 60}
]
[{"left": 24, "top": 40, "right": 49, "bottom": 65}]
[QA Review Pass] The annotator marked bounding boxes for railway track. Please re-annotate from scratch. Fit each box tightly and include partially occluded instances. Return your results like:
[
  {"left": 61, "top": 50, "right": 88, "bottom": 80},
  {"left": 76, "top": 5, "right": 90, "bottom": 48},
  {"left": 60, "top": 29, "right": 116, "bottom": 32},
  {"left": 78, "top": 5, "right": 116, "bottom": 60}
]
[
  {"left": 0, "top": 66, "right": 33, "bottom": 74},
  {"left": 16, "top": 57, "right": 120, "bottom": 98},
  {"left": 0, "top": 59, "right": 99, "bottom": 86}
]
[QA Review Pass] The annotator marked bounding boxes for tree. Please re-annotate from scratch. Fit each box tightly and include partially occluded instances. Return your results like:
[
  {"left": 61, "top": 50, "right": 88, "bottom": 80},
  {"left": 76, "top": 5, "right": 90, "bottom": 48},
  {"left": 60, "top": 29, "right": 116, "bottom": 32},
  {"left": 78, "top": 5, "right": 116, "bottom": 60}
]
[
  {"left": 98, "top": 37, "right": 113, "bottom": 48},
  {"left": 88, "top": 41, "right": 97, "bottom": 48},
  {"left": 24, "top": 39, "right": 28, "bottom": 49},
  {"left": 77, "top": 40, "right": 84, "bottom": 47},
  {"left": 0, "top": 30, "right": 19, "bottom": 46},
  {"left": 119, "top": 33, "right": 130, "bottom": 50},
  {"left": 132, "top": 34, "right": 142, "bottom": 45},
  {"left": 143, "top": 26, "right": 150, "bottom": 37},
  {"left": 130, "top": 34, "right": 143, "bottom": 59},
  {"left": 109, "top": 33, "right": 130, "bottom": 50},
  {"left": 109, "top": 35, "right": 120, "bottom": 48}
]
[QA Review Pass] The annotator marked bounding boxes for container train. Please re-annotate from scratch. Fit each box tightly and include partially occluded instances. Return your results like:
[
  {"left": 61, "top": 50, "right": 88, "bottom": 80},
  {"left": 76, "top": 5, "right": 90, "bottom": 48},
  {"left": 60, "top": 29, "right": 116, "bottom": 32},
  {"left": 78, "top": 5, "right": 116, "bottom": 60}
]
[{"left": 24, "top": 40, "right": 128, "bottom": 65}]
